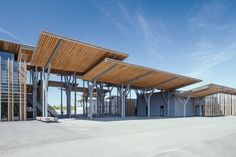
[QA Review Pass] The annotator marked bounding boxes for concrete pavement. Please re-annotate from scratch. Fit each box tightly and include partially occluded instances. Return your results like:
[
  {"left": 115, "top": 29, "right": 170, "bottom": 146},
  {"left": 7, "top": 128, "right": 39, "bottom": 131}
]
[{"left": 1, "top": 116, "right": 236, "bottom": 157}]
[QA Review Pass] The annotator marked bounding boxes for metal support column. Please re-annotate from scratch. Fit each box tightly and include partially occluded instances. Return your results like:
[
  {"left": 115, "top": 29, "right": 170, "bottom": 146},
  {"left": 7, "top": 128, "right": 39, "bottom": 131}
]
[
  {"left": 64, "top": 75, "right": 75, "bottom": 118},
  {"left": 87, "top": 81, "right": 96, "bottom": 119},
  {"left": 119, "top": 84, "right": 130, "bottom": 119},
  {"left": 177, "top": 95, "right": 190, "bottom": 117},
  {"left": 99, "top": 84, "right": 105, "bottom": 115},
  {"left": 161, "top": 91, "right": 173, "bottom": 117},
  {"left": 41, "top": 40, "right": 62, "bottom": 118},
  {"left": 231, "top": 94, "right": 233, "bottom": 115},
  {"left": 32, "top": 67, "right": 38, "bottom": 119},
  {"left": 183, "top": 96, "right": 190, "bottom": 117},
  {"left": 42, "top": 63, "right": 51, "bottom": 117},
  {"left": 0, "top": 57, "right": 1, "bottom": 121},
  {"left": 143, "top": 89, "right": 155, "bottom": 118},
  {"left": 42, "top": 67, "right": 45, "bottom": 117},
  {"left": 60, "top": 75, "right": 63, "bottom": 116},
  {"left": 224, "top": 94, "right": 226, "bottom": 116},
  {"left": 96, "top": 84, "right": 100, "bottom": 115},
  {"left": 108, "top": 86, "right": 113, "bottom": 114},
  {"left": 74, "top": 76, "right": 77, "bottom": 116},
  {"left": 82, "top": 80, "right": 85, "bottom": 115}
]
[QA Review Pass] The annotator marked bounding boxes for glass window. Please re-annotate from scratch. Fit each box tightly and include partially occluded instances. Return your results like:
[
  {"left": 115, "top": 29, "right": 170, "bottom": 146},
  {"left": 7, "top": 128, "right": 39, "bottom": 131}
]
[{"left": 0, "top": 51, "right": 15, "bottom": 60}]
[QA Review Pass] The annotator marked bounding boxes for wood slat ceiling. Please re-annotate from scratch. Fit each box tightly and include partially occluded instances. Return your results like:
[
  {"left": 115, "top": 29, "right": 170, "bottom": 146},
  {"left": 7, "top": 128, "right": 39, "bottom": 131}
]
[
  {"left": 30, "top": 32, "right": 128, "bottom": 75},
  {"left": 0, "top": 40, "right": 34, "bottom": 62},
  {"left": 82, "top": 58, "right": 201, "bottom": 91},
  {"left": 182, "top": 84, "right": 236, "bottom": 97},
  {"left": 0, "top": 40, "right": 20, "bottom": 54},
  {"left": 17, "top": 45, "right": 34, "bottom": 62}
]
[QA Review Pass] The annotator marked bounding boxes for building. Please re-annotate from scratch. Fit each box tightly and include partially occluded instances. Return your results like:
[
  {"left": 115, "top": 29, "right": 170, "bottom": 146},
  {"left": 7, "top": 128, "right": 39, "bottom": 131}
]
[{"left": 0, "top": 31, "right": 235, "bottom": 122}]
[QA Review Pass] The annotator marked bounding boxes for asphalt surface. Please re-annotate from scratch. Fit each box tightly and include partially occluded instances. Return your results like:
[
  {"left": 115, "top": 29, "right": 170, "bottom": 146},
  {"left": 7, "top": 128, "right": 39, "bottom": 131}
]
[{"left": 1, "top": 116, "right": 236, "bottom": 157}]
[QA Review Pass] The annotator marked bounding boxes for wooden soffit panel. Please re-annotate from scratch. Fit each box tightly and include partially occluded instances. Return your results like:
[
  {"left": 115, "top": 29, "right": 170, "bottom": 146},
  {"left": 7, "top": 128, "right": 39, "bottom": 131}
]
[
  {"left": 82, "top": 58, "right": 201, "bottom": 91},
  {"left": 182, "top": 84, "right": 236, "bottom": 98},
  {"left": 0, "top": 40, "right": 20, "bottom": 54},
  {"left": 0, "top": 40, "right": 34, "bottom": 62},
  {"left": 30, "top": 32, "right": 128, "bottom": 75}
]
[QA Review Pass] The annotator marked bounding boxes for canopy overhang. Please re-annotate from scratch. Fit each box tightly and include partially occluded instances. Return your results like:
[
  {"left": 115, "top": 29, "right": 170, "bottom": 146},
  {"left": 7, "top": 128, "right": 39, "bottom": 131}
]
[
  {"left": 30, "top": 32, "right": 128, "bottom": 75},
  {"left": 182, "top": 84, "right": 236, "bottom": 98},
  {"left": 82, "top": 58, "right": 201, "bottom": 91},
  {"left": 0, "top": 40, "right": 34, "bottom": 62}
]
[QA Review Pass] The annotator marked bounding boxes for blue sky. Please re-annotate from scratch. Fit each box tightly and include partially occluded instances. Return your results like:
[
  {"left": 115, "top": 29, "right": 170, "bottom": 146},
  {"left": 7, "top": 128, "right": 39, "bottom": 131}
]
[{"left": 0, "top": 0, "right": 236, "bottom": 105}]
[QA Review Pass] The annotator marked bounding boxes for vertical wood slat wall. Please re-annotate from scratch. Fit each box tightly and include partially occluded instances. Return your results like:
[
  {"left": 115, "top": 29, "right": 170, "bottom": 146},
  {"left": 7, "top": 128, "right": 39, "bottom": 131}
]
[
  {"left": 0, "top": 59, "right": 27, "bottom": 122},
  {"left": 19, "top": 62, "right": 27, "bottom": 121},
  {"left": 203, "top": 93, "right": 236, "bottom": 116}
]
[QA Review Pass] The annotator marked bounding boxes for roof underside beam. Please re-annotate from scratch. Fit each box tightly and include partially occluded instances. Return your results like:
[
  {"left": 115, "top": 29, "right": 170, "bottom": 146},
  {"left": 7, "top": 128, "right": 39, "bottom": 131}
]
[
  {"left": 124, "top": 71, "right": 153, "bottom": 86},
  {"left": 158, "top": 76, "right": 178, "bottom": 86},
  {"left": 91, "top": 63, "right": 118, "bottom": 81},
  {"left": 44, "top": 39, "right": 63, "bottom": 69}
]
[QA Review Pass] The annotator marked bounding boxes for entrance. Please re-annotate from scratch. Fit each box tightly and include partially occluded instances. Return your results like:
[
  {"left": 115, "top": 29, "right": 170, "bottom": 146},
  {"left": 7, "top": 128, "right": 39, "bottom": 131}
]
[
  {"left": 160, "top": 106, "right": 164, "bottom": 117},
  {"left": 195, "top": 105, "right": 199, "bottom": 116}
]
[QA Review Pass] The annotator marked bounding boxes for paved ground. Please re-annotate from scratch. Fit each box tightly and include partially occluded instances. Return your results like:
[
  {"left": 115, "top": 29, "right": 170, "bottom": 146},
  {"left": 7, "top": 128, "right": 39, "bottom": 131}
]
[{"left": 1, "top": 116, "right": 236, "bottom": 157}]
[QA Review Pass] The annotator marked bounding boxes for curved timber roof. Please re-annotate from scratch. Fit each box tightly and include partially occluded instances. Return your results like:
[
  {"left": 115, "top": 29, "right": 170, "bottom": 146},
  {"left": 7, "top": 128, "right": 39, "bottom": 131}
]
[
  {"left": 30, "top": 31, "right": 128, "bottom": 75},
  {"left": 82, "top": 58, "right": 201, "bottom": 91},
  {"left": 1, "top": 31, "right": 202, "bottom": 91},
  {"left": 181, "top": 83, "right": 236, "bottom": 97}
]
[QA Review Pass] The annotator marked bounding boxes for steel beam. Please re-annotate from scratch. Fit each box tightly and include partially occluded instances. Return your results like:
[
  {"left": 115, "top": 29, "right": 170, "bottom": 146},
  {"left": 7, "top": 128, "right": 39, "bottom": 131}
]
[
  {"left": 124, "top": 71, "right": 152, "bottom": 86},
  {"left": 91, "top": 64, "right": 117, "bottom": 81},
  {"left": 45, "top": 40, "right": 63, "bottom": 69},
  {"left": 158, "top": 77, "right": 178, "bottom": 85}
]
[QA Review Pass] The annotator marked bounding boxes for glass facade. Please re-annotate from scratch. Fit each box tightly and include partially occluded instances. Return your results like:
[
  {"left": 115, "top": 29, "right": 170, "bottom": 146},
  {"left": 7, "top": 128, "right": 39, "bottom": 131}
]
[
  {"left": 203, "top": 93, "right": 236, "bottom": 116},
  {"left": 0, "top": 50, "right": 27, "bottom": 121},
  {"left": 0, "top": 51, "right": 15, "bottom": 60}
]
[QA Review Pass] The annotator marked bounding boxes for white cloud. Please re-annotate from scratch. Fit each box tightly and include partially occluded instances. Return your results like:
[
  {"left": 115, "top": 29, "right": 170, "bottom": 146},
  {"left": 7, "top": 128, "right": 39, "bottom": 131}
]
[
  {"left": 118, "top": 3, "right": 131, "bottom": 21},
  {"left": 93, "top": 1, "right": 170, "bottom": 62},
  {"left": 189, "top": 0, "right": 225, "bottom": 29},
  {"left": 187, "top": 40, "right": 236, "bottom": 78},
  {"left": 136, "top": 12, "right": 170, "bottom": 61},
  {"left": 0, "top": 27, "right": 25, "bottom": 43}
]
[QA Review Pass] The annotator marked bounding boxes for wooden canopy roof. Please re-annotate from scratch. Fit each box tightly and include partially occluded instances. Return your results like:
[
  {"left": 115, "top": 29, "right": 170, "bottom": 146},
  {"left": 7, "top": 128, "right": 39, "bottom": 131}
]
[
  {"left": 82, "top": 58, "right": 201, "bottom": 91},
  {"left": 0, "top": 40, "right": 34, "bottom": 62},
  {"left": 30, "top": 32, "right": 128, "bottom": 75},
  {"left": 182, "top": 84, "right": 236, "bottom": 98}
]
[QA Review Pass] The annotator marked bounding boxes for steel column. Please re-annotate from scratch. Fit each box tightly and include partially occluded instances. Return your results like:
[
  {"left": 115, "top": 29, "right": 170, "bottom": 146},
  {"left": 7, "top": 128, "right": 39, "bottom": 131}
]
[
  {"left": 161, "top": 91, "right": 173, "bottom": 117},
  {"left": 87, "top": 81, "right": 96, "bottom": 119},
  {"left": 74, "top": 77, "right": 77, "bottom": 116},
  {"left": 60, "top": 75, "right": 63, "bottom": 116},
  {"left": 0, "top": 57, "right": 1, "bottom": 121},
  {"left": 32, "top": 67, "right": 38, "bottom": 119},
  {"left": 108, "top": 86, "right": 113, "bottom": 114},
  {"left": 119, "top": 84, "right": 130, "bottom": 119}
]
